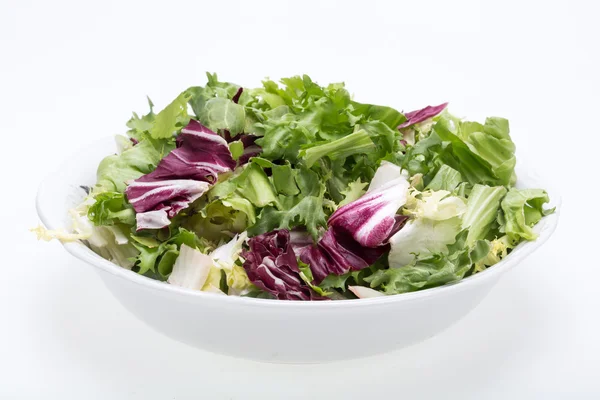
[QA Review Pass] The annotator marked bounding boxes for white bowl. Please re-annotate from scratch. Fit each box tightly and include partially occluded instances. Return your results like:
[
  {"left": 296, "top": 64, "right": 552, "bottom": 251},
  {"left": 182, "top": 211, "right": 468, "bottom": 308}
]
[{"left": 36, "top": 137, "right": 560, "bottom": 363}]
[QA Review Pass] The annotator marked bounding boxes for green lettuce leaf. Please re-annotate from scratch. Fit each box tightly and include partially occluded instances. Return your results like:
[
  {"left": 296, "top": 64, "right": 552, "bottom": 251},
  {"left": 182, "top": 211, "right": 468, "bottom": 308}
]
[
  {"left": 426, "top": 165, "right": 463, "bottom": 192},
  {"left": 231, "top": 162, "right": 280, "bottom": 208},
  {"left": 248, "top": 196, "right": 326, "bottom": 240},
  {"left": 150, "top": 91, "right": 192, "bottom": 139},
  {"left": 228, "top": 140, "right": 244, "bottom": 160},
  {"left": 461, "top": 118, "right": 517, "bottom": 185},
  {"left": 253, "top": 76, "right": 356, "bottom": 161},
  {"left": 271, "top": 163, "right": 300, "bottom": 196},
  {"left": 131, "top": 242, "right": 164, "bottom": 276},
  {"left": 500, "top": 188, "right": 553, "bottom": 242},
  {"left": 250, "top": 157, "right": 300, "bottom": 196},
  {"left": 255, "top": 113, "right": 318, "bottom": 163},
  {"left": 188, "top": 72, "right": 246, "bottom": 116},
  {"left": 126, "top": 97, "right": 155, "bottom": 141},
  {"left": 318, "top": 264, "right": 383, "bottom": 295},
  {"left": 389, "top": 217, "right": 464, "bottom": 268},
  {"left": 350, "top": 101, "right": 406, "bottom": 130},
  {"left": 131, "top": 228, "right": 212, "bottom": 277},
  {"left": 358, "top": 120, "right": 402, "bottom": 159},
  {"left": 87, "top": 192, "right": 135, "bottom": 226},
  {"left": 367, "top": 231, "right": 488, "bottom": 295},
  {"left": 198, "top": 97, "right": 245, "bottom": 135},
  {"left": 432, "top": 114, "right": 517, "bottom": 186},
  {"left": 186, "top": 197, "right": 254, "bottom": 243},
  {"left": 400, "top": 131, "right": 444, "bottom": 181},
  {"left": 338, "top": 178, "right": 368, "bottom": 207},
  {"left": 242, "top": 162, "right": 327, "bottom": 239},
  {"left": 298, "top": 261, "right": 331, "bottom": 297},
  {"left": 462, "top": 184, "right": 507, "bottom": 244},
  {"left": 433, "top": 116, "right": 498, "bottom": 185},
  {"left": 95, "top": 138, "right": 174, "bottom": 193},
  {"left": 473, "top": 236, "right": 511, "bottom": 273},
  {"left": 299, "top": 129, "right": 375, "bottom": 168}
]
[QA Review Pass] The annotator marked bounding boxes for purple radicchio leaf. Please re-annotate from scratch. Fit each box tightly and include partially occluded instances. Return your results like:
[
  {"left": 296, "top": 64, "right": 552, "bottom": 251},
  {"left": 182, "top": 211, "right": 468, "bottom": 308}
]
[
  {"left": 242, "top": 230, "right": 327, "bottom": 301},
  {"left": 235, "top": 134, "right": 262, "bottom": 165},
  {"left": 298, "top": 216, "right": 409, "bottom": 283},
  {"left": 299, "top": 229, "right": 386, "bottom": 283},
  {"left": 397, "top": 103, "right": 448, "bottom": 129},
  {"left": 297, "top": 162, "right": 411, "bottom": 283},
  {"left": 289, "top": 229, "right": 315, "bottom": 255},
  {"left": 328, "top": 167, "right": 410, "bottom": 247},
  {"left": 125, "top": 120, "right": 235, "bottom": 230},
  {"left": 232, "top": 87, "right": 243, "bottom": 104}
]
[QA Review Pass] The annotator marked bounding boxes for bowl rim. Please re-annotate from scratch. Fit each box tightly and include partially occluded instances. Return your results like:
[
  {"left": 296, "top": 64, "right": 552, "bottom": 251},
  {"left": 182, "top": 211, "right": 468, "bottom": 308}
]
[{"left": 36, "top": 136, "right": 561, "bottom": 309}]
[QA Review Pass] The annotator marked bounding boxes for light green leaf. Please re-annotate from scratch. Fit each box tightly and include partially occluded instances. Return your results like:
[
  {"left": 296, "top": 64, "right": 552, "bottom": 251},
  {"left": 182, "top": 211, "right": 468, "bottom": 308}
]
[
  {"left": 299, "top": 129, "right": 375, "bottom": 167},
  {"left": 464, "top": 117, "right": 516, "bottom": 186},
  {"left": 367, "top": 255, "right": 461, "bottom": 294},
  {"left": 232, "top": 163, "right": 279, "bottom": 208},
  {"left": 318, "top": 264, "right": 382, "bottom": 294},
  {"left": 298, "top": 261, "right": 331, "bottom": 297},
  {"left": 255, "top": 115, "right": 316, "bottom": 163},
  {"left": 500, "top": 188, "right": 553, "bottom": 242},
  {"left": 87, "top": 192, "right": 135, "bottom": 226},
  {"left": 150, "top": 91, "right": 191, "bottom": 139},
  {"left": 389, "top": 217, "right": 464, "bottom": 268},
  {"left": 462, "top": 184, "right": 507, "bottom": 244},
  {"left": 399, "top": 131, "right": 443, "bottom": 180},
  {"left": 432, "top": 114, "right": 517, "bottom": 186},
  {"left": 389, "top": 190, "right": 467, "bottom": 267},
  {"left": 131, "top": 228, "right": 212, "bottom": 277},
  {"left": 199, "top": 97, "right": 246, "bottom": 135},
  {"left": 350, "top": 101, "right": 406, "bottom": 130},
  {"left": 225, "top": 265, "right": 253, "bottom": 295},
  {"left": 433, "top": 116, "right": 499, "bottom": 185},
  {"left": 338, "top": 178, "right": 368, "bottom": 207},
  {"left": 473, "top": 236, "right": 511, "bottom": 273},
  {"left": 221, "top": 197, "right": 256, "bottom": 226},
  {"left": 95, "top": 139, "right": 173, "bottom": 193},
  {"left": 252, "top": 158, "right": 301, "bottom": 196},
  {"left": 130, "top": 235, "right": 161, "bottom": 248},
  {"left": 131, "top": 242, "right": 162, "bottom": 275},
  {"left": 187, "top": 198, "right": 252, "bottom": 243},
  {"left": 228, "top": 140, "right": 244, "bottom": 161},
  {"left": 368, "top": 232, "right": 485, "bottom": 295},
  {"left": 126, "top": 97, "right": 155, "bottom": 140},
  {"left": 357, "top": 120, "right": 401, "bottom": 155},
  {"left": 426, "top": 165, "right": 463, "bottom": 192},
  {"left": 157, "top": 246, "right": 179, "bottom": 277}
]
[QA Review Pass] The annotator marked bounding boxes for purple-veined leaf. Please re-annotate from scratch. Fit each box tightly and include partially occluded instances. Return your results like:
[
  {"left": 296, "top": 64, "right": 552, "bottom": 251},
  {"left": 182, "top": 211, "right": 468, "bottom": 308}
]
[
  {"left": 397, "top": 103, "right": 448, "bottom": 129},
  {"left": 125, "top": 120, "right": 235, "bottom": 230},
  {"left": 298, "top": 162, "right": 411, "bottom": 282},
  {"left": 328, "top": 161, "right": 410, "bottom": 247},
  {"left": 242, "top": 230, "right": 327, "bottom": 300}
]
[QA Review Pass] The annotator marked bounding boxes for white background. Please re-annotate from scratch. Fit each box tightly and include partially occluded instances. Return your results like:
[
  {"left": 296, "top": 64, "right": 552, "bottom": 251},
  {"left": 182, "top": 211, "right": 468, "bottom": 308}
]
[{"left": 1, "top": 0, "right": 599, "bottom": 398}]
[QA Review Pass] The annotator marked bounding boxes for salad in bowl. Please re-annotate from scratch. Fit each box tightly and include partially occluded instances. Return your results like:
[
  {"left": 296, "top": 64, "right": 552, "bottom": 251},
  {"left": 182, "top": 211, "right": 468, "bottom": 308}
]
[{"left": 34, "top": 73, "right": 553, "bottom": 301}]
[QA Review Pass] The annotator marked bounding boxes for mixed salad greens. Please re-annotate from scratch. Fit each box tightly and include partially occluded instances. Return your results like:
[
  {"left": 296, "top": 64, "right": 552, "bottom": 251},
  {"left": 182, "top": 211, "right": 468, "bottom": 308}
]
[{"left": 34, "top": 73, "right": 553, "bottom": 300}]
